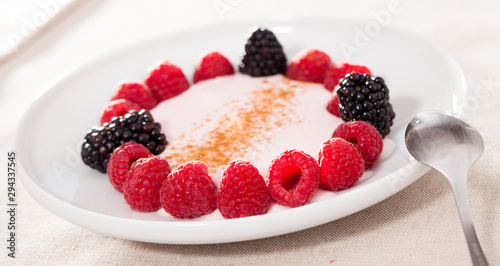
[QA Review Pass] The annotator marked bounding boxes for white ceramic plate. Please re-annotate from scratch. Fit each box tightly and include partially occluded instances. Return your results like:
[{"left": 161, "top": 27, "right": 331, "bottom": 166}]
[{"left": 17, "top": 18, "right": 466, "bottom": 244}]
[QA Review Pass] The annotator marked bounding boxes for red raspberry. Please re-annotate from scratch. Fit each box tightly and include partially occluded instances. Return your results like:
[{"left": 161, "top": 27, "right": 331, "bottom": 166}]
[
  {"left": 326, "top": 93, "right": 341, "bottom": 117},
  {"left": 286, "top": 49, "right": 333, "bottom": 83},
  {"left": 100, "top": 99, "right": 141, "bottom": 125},
  {"left": 160, "top": 161, "right": 217, "bottom": 219},
  {"left": 145, "top": 61, "right": 190, "bottom": 102},
  {"left": 107, "top": 142, "right": 153, "bottom": 193},
  {"left": 323, "top": 63, "right": 372, "bottom": 92},
  {"left": 111, "top": 82, "right": 158, "bottom": 110},
  {"left": 123, "top": 156, "right": 172, "bottom": 212},
  {"left": 332, "top": 121, "right": 383, "bottom": 169},
  {"left": 266, "top": 149, "right": 320, "bottom": 208},
  {"left": 218, "top": 160, "right": 271, "bottom": 219},
  {"left": 318, "top": 138, "right": 364, "bottom": 191},
  {"left": 193, "top": 51, "right": 235, "bottom": 83}
]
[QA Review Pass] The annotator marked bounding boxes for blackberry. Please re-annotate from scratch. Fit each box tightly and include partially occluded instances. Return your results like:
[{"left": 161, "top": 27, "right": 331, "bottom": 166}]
[
  {"left": 337, "top": 73, "right": 395, "bottom": 138},
  {"left": 81, "top": 109, "right": 168, "bottom": 173},
  {"left": 239, "top": 27, "right": 287, "bottom": 77}
]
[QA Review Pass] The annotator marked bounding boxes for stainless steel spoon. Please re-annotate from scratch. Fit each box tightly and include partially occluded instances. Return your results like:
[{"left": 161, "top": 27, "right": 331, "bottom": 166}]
[{"left": 405, "top": 111, "right": 488, "bottom": 266}]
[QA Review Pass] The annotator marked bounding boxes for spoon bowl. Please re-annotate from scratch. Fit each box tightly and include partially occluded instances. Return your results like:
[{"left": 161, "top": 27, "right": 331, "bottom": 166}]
[
  {"left": 405, "top": 112, "right": 484, "bottom": 176},
  {"left": 405, "top": 111, "right": 488, "bottom": 266}
]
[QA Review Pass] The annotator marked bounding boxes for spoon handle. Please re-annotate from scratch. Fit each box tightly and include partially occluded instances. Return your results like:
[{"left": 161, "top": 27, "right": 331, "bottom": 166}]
[{"left": 449, "top": 176, "right": 489, "bottom": 266}]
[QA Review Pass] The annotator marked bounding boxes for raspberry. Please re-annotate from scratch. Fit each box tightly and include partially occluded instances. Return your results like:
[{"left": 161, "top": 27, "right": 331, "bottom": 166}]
[
  {"left": 100, "top": 99, "right": 141, "bottom": 125},
  {"left": 318, "top": 138, "right": 364, "bottom": 191},
  {"left": 160, "top": 161, "right": 217, "bottom": 219},
  {"left": 107, "top": 142, "right": 153, "bottom": 192},
  {"left": 286, "top": 49, "right": 333, "bottom": 83},
  {"left": 324, "top": 63, "right": 372, "bottom": 92},
  {"left": 337, "top": 72, "right": 395, "bottom": 138},
  {"left": 123, "top": 156, "right": 171, "bottom": 212},
  {"left": 332, "top": 121, "right": 383, "bottom": 169},
  {"left": 193, "top": 52, "right": 235, "bottom": 83},
  {"left": 239, "top": 27, "right": 287, "bottom": 77},
  {"left": 266, "top": 149, "right": 320, "bottom": 208},
  {"left": 111, "top": 82, "right": 158, "bottom": 110},
  {"left": 326, "top": 93, "right": 341, "bottom": 117},
  {"left": 218, "top": 160, "right": 271, "bottom": 219},
  {"left": 145, "top": 61, "right": 190, "bottom": 102}
]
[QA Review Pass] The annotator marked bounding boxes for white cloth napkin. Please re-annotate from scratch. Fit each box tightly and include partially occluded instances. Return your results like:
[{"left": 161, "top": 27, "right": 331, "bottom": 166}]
[{"left": 0, "top": 0, "right": 77, "bottom": 61}]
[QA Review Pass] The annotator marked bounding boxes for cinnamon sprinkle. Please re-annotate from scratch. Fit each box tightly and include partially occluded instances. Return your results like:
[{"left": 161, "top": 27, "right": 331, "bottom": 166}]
[{"left": 164, "top": 76, "right": 303, "bottom": 175}]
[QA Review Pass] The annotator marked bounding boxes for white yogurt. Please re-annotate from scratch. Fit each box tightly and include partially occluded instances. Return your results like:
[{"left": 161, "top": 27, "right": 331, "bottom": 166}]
[{"left": 151, "top": 74, "right": 341, "bottom": 183}]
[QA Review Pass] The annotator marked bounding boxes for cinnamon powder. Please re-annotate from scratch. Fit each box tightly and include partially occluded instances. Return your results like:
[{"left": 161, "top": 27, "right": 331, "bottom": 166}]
[{"left": 164, "top": 76, "right": 303, "bottom": 174}]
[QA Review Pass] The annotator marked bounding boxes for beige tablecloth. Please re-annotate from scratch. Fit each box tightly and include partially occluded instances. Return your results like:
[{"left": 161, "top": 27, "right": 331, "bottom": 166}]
[{"left": 0, "top": 0, "right": 498, "bottom": 265}]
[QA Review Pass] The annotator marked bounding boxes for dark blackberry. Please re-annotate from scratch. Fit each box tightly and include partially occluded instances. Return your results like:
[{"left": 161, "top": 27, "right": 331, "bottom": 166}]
[
  {"left": 81, "top": 109, "right": 168, "bottom": 173},
  {"left": 337, "top": 73, "right": 395, "bottom": 138},
  {"left": 239, "top": 26, "right": 287, "bottom": 77}
]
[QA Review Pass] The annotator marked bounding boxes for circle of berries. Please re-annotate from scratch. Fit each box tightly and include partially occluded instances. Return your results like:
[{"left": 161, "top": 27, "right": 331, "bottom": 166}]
[{"left": 86, "top": 27, "right": 391, "bottom": 220}]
